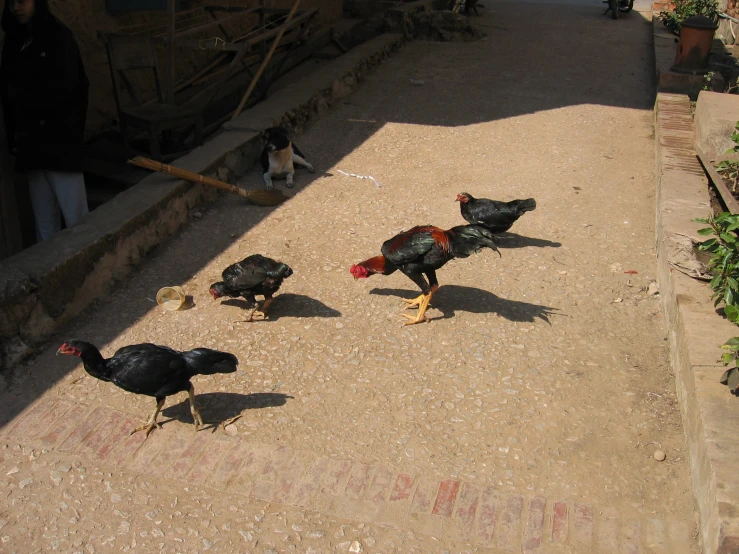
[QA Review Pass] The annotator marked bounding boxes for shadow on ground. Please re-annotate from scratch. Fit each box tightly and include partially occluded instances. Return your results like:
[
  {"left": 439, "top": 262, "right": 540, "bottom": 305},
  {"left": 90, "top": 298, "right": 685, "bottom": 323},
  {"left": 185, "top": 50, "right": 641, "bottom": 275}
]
[
  {"left": 370, "top": 284, "right": 560, "bottom": 323},
  {"left": 494, "top": 232, "right": 562, "bottom": 249},
  {"left": 1, "top": 1, "right": 653, "bottom": 425},
  {"left": 220, "top": 293, "right": 341, "bottom": 320},
  {"left": 161, "top": 392, "right": 294, "bottom": 430}
]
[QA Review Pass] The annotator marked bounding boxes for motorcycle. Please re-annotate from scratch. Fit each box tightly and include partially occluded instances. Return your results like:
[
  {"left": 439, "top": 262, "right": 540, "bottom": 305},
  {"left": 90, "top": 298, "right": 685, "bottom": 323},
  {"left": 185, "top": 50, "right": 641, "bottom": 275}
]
[{"left": 603, "top": 0, "right": 634, "bottom": 19}]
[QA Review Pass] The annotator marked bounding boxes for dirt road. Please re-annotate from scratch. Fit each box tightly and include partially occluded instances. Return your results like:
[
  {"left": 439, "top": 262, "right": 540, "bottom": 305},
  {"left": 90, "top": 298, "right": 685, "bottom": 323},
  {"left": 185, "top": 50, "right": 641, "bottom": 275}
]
[{"left": 0, "top": 2, "right": 700, "bottom": 552}]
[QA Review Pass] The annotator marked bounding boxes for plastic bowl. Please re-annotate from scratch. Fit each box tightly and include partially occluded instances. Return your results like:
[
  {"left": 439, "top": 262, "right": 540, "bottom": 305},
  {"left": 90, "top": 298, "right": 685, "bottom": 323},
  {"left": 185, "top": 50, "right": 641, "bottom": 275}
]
[{"left": 156, "top": 286, "right": 187, "bottom": 311}]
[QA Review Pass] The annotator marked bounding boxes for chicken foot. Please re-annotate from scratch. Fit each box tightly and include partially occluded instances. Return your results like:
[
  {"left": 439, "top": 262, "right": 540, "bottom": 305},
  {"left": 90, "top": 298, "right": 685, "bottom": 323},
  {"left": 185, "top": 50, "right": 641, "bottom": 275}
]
[
  {"left": 130, "top": 397, "right": 165, "bottom": 437},
  {"left": 188, "top": 386, "right": 204, "bottom": 431},
  {"left": 402, "top": 287, "right": 437, "bottom": 326},
  {"left": 257, "top": 297, "right": 273, "bottom": 319},
  {"left": 238, "top": 305, "right": 260, "bottom": 323},
  {"left": 237, "top": 297, "right": 274, "bottom": 323},
  {"left": 402, "top": 293, "right": 426, "bottom": 309}
]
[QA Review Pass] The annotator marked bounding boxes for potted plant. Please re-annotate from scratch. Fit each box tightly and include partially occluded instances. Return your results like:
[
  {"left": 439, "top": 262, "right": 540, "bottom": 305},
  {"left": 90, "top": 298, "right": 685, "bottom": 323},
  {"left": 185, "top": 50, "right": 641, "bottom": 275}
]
[{"left": 659, "top": 0, "right": 719, "bottom": 35}]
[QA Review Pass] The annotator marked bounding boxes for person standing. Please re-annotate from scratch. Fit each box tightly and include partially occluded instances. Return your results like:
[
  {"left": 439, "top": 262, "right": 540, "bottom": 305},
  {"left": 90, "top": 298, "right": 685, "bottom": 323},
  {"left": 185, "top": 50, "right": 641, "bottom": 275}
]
[{"left": 1, "top": 0, "right": 89, "bottom": 242}]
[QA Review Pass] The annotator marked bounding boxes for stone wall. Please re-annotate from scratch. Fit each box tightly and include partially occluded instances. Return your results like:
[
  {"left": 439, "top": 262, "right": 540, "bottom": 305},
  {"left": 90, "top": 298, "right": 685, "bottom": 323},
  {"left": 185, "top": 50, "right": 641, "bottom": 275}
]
[{"left": 716, "top": 0, "right": 737, "bottom": 45}]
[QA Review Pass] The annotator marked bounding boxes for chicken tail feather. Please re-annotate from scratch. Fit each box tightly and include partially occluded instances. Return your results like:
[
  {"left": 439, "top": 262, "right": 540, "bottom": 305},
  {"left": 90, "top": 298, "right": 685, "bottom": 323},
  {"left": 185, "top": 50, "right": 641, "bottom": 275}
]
[
  {"left": 183, "top": 348, "right": 239, "bottom": 376},
  {"left": 516, "top": 198, "right": 537, "bottom": 214},
  {"left": 449, "top": 224, "right": 501, "bottom": 259}
]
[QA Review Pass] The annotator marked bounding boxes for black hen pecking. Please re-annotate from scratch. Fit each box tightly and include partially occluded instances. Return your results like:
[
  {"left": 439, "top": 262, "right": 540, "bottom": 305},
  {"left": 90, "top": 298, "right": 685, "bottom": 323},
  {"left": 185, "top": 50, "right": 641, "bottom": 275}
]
[
  {"left": 209, "top": 254, "right": 293, "bottom": 321},
  {"left": 456, "top": 192, "right": 537, "bottom": 234},
  {"left": 57, "top": 340, "right": 238, "bottom": 437},
  {"left": 350, "top": 224, "right": 500, "bottom": 325}
]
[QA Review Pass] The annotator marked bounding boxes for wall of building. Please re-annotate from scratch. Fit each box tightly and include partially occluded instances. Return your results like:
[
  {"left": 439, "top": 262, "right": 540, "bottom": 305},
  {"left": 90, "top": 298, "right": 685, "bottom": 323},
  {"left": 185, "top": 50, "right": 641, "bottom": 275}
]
[{"left": 0, "top": 0, "right": 343, "bottom": 139}]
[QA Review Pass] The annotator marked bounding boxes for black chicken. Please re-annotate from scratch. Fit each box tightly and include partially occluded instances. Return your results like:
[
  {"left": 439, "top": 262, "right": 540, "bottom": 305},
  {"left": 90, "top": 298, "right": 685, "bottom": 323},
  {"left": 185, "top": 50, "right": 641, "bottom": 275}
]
[
  {"left": 350, "top": 224, "right": 500, "bottom": 325},
  {"left": 456, "top": 192, "right": 537, "bottom": 234},
  {"left": 209, "top": 254, "right": 293, "bottom": 321},
  {"left": 57, "top": 340, "right": 238, "bottom": 437}
]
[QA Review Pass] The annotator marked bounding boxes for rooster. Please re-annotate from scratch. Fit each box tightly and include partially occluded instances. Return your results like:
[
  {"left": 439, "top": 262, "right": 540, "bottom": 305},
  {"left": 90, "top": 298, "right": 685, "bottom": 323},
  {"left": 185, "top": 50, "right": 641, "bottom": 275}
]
[
  {"left": 350, "top": 224, "right": 500, "bottom": 325},
  {"left": 57, "top": 340, "right": 238, "bottom": 437},
  {"left": 210, "top": 254, "right": 293, "bottom": 321},
  {"left": 456, "top": 193, "right": 537, "bottom": 234}
]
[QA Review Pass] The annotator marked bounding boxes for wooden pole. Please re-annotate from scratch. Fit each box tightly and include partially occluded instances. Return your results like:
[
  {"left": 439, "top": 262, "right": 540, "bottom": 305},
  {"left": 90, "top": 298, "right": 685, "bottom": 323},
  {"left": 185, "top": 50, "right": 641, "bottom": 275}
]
[
  {"left": 166, "top": 0, "right": 176, "bottom": 104},
  {"left": 229, "top": 0, "right": 303, "bottom": 121}
]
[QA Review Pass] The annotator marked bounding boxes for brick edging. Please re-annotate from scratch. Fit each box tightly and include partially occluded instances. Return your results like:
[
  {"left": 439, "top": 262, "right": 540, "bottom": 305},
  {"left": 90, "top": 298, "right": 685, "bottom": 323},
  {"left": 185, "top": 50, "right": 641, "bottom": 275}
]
[{"left": 1, "top": 397, "right": 695, "bottom": 552}]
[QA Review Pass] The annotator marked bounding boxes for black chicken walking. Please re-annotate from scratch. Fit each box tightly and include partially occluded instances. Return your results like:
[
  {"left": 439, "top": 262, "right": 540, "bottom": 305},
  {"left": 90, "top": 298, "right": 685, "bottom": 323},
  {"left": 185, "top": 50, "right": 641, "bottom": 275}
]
[
  {"left": 57, "top": 340, "right": 238, "bottom": 437},
  {"left": 456, "top": 192, "right": 537, "bottom": 234},
  {"left": 210, "top": 254, "right": 293, "bottom": 322}
]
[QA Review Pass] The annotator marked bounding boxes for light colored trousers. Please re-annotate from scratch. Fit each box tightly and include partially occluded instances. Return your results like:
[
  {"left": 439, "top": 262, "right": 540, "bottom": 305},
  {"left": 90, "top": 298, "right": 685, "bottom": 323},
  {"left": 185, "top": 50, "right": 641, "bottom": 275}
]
[{"left": 28, "top": 169, "right": 89, "bottom": 242}]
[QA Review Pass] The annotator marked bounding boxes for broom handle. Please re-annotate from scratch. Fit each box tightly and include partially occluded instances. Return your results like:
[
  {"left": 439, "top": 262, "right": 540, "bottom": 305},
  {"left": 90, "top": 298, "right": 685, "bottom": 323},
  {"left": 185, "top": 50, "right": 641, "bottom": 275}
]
[
  {"left": 129, "top": 157, "right": 250, "bottom": 198},
  {"left": 183, "top": 167, "right": 250, "bottom": 198}
]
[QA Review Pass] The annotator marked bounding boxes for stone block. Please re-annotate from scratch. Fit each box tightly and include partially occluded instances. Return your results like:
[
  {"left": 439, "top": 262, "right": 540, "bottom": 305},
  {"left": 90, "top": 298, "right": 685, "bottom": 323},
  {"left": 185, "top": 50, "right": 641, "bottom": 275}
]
[{"left": 695, "top": 90, "right": 739, "bottom": 163}]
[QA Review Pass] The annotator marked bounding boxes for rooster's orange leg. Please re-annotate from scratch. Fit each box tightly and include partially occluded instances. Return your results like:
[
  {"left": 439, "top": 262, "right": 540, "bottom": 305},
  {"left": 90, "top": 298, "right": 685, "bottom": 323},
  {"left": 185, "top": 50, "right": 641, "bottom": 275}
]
[
  {"left": 402, "top": 293, "right": 426, "bottom": 309},
  {"left": 403, "top": 285, "right": 438, "bottom": 310},
  {"left": 130, "top": 397, "right": 165, "bottom": 437},
  {"left": 402, "top": 288, "right": 436, "bottom": 326}
]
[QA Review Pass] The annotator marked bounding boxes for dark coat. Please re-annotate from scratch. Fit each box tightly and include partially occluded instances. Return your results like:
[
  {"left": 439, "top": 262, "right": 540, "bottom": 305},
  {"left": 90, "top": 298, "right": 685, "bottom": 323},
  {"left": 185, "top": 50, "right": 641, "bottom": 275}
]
[{"left": 0, "top": 9, "right": 89, "bottom": 173}]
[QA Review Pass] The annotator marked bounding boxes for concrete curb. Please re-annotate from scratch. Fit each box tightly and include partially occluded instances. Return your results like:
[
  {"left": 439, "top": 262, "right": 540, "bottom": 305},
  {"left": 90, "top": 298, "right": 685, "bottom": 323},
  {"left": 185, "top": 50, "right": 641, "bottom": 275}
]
[
  {"left": 0, "top": 32, "right": 407, "bottom": 370},
  {"left": 654, "top": 92, "right": 739, "bottom": 554}
]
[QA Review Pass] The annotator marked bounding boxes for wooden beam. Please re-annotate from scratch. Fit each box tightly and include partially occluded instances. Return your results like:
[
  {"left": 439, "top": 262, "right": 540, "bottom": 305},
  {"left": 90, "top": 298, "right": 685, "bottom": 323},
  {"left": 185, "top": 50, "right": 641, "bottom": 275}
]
[
  {"left": 178, "top": 38, "right": 243, "bottom": 51},
  {"left": 205, "top": 4, "right": 261, "bottom": 12},
  {"left": 166, "top": 0, "right": 176, "bottom": 104},
  {"left": 239, "top": 9, "right": 317, "bottom": 46},
  {"left": 204, "top": 22, "right": 335, "bottom": 135},
  {"left": 230, "top": 0, "right": 303, "bottom": 121},
  {"left": 172, "top": 9, "right": 258, "bottom": 39},
  {"left": 696, "top": 144, "right": 739, "bottom": 215}
]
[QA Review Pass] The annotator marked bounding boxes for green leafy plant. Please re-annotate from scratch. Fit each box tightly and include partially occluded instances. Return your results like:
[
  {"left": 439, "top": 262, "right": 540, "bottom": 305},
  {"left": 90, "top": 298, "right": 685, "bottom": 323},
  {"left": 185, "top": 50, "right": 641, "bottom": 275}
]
[
  {"left": 716, "top": 122, "right": 739, "bottom": 192},
  {"left": 728, "top": 122, "right": 739, "bottom": 151},
  {"left": 721, "top": 336, "right": 739, "bottom": 365},
  {"left": 717, "top": 160, "right": 739, "bottom": 192},
  {"left": 720, "top": 337, "right": 739, "bottom": 394},
  {"left": 659, "top": 0, "right": 719, "bottom": 34},
  {"left": 696, "top": 212, "right": 739, "bottom": 323},
  {"left": 703, "top": 70, "right": 715, "bottom": 91}
]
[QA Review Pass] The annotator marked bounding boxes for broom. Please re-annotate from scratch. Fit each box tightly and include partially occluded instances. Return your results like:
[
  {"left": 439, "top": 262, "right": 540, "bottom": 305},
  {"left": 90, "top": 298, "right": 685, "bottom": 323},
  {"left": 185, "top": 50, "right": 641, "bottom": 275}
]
[{"left": 128, "top": 156, "right": 289, "bottom": 207}]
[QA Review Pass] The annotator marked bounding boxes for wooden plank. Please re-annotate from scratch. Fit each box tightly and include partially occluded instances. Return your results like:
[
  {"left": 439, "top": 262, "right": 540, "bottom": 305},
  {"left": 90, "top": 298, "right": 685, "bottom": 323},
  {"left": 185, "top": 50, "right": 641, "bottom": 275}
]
[
  {"left": 230, "top": 0, "right": 304, "bottom": 120},
  {"left": 238, "top": 9, "right": 318, "bottom": 47},
  {"left": 174, "top": 9, "right": 259, "bottom": 39},
  {"left": 206, "top": 4, "right": 261, "bottom": 13},
  {"left": 212, "top": 23, "right": 333, "bottom": 134},
  {"left": 696, "top": 144, "right": 739, "bottom": 214},
  {"left": 179, "top": 39, "right": 243, "bottom": 51}
]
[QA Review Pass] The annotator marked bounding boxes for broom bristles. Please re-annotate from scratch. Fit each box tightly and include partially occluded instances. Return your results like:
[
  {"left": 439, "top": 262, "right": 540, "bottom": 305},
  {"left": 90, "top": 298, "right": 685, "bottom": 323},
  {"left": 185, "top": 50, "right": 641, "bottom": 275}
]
[{"left": 128, "top": 156, "right": 289, "bottom": 207}]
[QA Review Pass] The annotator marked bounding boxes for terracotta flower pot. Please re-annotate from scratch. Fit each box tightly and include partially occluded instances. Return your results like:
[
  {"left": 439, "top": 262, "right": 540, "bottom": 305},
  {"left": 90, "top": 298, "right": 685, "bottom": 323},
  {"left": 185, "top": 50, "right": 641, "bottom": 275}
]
[{"left": 673, "top": 14, "right": 718, "bottom": 73}]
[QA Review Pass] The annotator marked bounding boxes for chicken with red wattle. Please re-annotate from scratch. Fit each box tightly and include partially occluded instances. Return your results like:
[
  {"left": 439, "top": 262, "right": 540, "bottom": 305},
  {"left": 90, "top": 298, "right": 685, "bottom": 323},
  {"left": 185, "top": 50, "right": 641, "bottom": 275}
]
[
  {"left": 57, "top": 340, "right": 238, "bottom": 437},
  {"left": 350, "top": 224, "right": 500, "bottom": 325}
]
